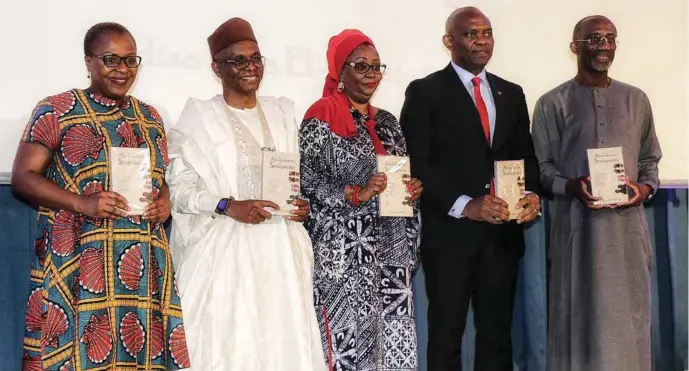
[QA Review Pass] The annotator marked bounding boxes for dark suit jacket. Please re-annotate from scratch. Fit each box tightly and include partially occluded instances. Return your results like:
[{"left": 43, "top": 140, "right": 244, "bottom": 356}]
[{"left": 399, "top": 63, "right": 540, "bottom": 257}]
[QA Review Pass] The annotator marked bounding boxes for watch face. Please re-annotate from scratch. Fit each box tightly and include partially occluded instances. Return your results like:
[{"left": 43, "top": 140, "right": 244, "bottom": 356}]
[{"left": 217, "top": 199, "right": 229, "bottom": 212}]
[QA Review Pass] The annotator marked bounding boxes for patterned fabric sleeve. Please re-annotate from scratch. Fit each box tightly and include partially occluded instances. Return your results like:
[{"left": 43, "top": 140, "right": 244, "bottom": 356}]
[
  {"left": 142, "top": 103, "right": 171, "bottom": 169},
  {"left": 299, "top": 118, "right": 354, "bottom": 218},
  {"left": 21, "top": 98, "right": 60, "bottom": 152}
]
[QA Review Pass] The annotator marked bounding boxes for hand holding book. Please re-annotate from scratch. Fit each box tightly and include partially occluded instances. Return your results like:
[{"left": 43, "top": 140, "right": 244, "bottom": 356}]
[
  {"left": 607, "top": 176, "right": 652, "bottom": 209},
  {"left": 566, "top": 175, "right": 605, "bottom": 209},
  {"left": 515, "top": 193, "right": 540, "bottom": 224},
  {"left": 284, "top": 198, "right": 311, "bottom": 222},
  {"left": 463, "top": 195, "right": 510, "bottom": 224},
  {"left": 142, "top": 186, "right": 171, "bottom": 223},
  {"left": 77, "top": 191, "right": 130, "bottom": 219},
  {"left": 404, "top": 176, "right": 423, "bottom": 204},
  {"left": 226, "top": 199, "right": 280, "bottom": 224}
]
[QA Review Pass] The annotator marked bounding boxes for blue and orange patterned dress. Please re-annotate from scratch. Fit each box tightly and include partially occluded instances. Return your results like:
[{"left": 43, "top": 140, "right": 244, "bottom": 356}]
[{"left": 20, "top": 89, "right": 190, "bottom": 370}]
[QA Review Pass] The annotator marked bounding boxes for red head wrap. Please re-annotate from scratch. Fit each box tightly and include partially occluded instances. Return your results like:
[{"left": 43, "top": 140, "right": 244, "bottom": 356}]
[{"left": 304, "top": 29, "right": 386, "bottom": 155}]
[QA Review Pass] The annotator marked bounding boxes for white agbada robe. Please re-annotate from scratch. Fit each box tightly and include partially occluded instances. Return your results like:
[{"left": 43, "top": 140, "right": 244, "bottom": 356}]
[{"left": 166, "top": 95, "right": 326, "bottom": 371}]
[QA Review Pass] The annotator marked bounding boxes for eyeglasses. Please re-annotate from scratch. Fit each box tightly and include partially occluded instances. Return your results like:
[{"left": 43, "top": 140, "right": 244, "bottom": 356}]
[
  {"left": 574, "top": 35, "right": 619, "bottom": 45},
  {"left": 216, "top": 55, "right": 266, "bottom": 70},
  {"left": 347, "top": 62, "right": 386, "bottom": 75},
  {"left": 91, "top": 54, "right": 142, "bottom": 68}
]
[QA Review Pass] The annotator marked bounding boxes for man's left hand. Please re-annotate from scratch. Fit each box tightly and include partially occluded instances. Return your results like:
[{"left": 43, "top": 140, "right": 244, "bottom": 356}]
[
  {"left": 516, "top": 193, "right": 541, "bottom": 224},
  {"left": 286, "top": 198, "right": 310, "bottom": 222},
  {"left": 611, "top": 176, "right": 652, "bottom": 208}
]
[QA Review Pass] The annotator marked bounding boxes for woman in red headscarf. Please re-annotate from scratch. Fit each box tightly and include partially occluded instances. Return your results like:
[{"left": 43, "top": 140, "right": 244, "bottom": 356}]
[{"left": 300, "top": 30, "right": 423, "bottom": 371}]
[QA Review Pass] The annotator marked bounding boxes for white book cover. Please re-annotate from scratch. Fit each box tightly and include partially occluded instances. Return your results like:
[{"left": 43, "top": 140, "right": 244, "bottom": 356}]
[
  {"left": 587, "top": 146, "right": 628, "bottom": 205},
  {"left": 109, "top": 147, "right": 151, "bottom": 215},
  {"left": 261, "top": 151, "right": 300, "bottom": 216},
  {"left": 377, "top": 155, "right": 413, "bottom": 218},
  {"left": 494, "top": 160, "right": 526, "bottom": 220}
]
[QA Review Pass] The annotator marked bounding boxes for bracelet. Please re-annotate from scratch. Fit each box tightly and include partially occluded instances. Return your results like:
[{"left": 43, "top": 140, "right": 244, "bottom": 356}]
[{"left": 351, "top": 185, "right": 362, "bottom": 206}]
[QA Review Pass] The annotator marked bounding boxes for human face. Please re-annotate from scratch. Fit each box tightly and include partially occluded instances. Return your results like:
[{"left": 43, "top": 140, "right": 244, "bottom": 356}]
[
  {"left": 85, "top": 33, "right": 139, "bottom": 100},
  {"left": 443, "top": 11, "right": 494, "bottom": 74},
  {"left": 571, "top": 18, "right": 617, "bottom": 73},
  {"left": 340, "top": 44, "right": 384, "bottom": 104},
  {"left": 212, "top": 40, "right": 264, "bottom": 95}
]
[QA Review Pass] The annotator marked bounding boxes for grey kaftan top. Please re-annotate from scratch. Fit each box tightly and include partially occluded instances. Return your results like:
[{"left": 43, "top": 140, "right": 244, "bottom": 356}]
[{"left": 531, "top": 78, "right": 662, "bottom": 371}]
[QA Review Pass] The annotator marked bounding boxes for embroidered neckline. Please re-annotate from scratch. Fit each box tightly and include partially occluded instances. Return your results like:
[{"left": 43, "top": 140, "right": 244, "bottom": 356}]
[{"left": 84, "top": 89, "right": 131, "bottom": 109}]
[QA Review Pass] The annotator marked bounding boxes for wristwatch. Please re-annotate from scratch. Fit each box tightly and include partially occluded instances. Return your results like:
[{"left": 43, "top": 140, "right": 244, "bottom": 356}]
[{"left": 215, "top": 197, "right": 234, "bottom": 215}]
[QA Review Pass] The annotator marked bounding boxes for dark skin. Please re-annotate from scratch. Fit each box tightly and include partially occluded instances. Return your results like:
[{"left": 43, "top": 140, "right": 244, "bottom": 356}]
[
  {"left": 443, "top": 7, "right": 540, "bottom": 224},
  {"left": 442, "top": 7, "right": 494, "bottom": 75},
  {"left": 12, "top": 32, "right": 170, "bottom": 222},
  {"left": 339, "top": 44, "right": 423, "bottom": 203},
  {"left": 85, "top": 32, "right": 138, "bottom": 107},
  {"left": 212, "top": 40, "right": 262, "bottom": 109},
  {"left": 567, "top": 16, "right": 651, "bottom": 208},
  {"left": 211, "top": 40, "right": 310, "bottom": 223}
]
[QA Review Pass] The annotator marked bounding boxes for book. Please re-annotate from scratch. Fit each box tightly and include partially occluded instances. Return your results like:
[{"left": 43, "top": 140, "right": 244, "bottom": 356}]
[
  {"left": 377, "top": 155, "right": 413, "bottom": 218},
  {"left": 110, "top": 147, "right": 152, "bottom": 215},
  {"left": 494, "top": 160, "right": 526, "bottom": 220},
  {"left": 261, "top": 151, "right": 300, "bottom": 216},
  {"left": 587, "top": 147, "right": 628, "bottom": 205}
]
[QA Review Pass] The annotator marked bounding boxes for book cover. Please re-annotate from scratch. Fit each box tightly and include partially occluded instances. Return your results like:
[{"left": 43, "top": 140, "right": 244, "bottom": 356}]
[
  {"left": 109, "top": 147, "right": 152, "bottom": 215},
  {"left": 261, "top": 151, "right": 300, "bottom": 216},
  {"left": 377, "top": 155, "right": 413, "bottom": 218},
  {"left": 494, "top": 159, "right": 526, "bottom": 220},
  {"left": 587, "top": 146, "right": 628, "bottom": 205}
]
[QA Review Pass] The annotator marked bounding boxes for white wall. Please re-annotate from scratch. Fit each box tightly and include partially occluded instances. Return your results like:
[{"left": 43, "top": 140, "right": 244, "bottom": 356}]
[{"left": 0, "top": 0, "right": 686, "bottom": 183}]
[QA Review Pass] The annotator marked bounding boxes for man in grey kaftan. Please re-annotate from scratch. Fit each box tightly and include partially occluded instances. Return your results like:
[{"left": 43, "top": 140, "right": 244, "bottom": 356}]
[{"left": 531, "top": 15, "right": 662, "bottom": 371}]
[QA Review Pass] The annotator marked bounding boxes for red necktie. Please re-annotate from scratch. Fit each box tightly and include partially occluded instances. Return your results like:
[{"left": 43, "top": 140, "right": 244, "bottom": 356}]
[{"left": 472, "top": 77, "right": 495, "bottom": 196}]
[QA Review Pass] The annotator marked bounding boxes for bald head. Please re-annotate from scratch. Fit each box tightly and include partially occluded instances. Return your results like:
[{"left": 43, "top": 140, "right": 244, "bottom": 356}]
[
  {"left": 445, "top": 6, "right": 490, "bottom": 35},
  {"left": 442, "top": 6, "right": 494, "bottom": 74},
  {"left": 572, "top": 15, "right": 614, "bottom": 40}
]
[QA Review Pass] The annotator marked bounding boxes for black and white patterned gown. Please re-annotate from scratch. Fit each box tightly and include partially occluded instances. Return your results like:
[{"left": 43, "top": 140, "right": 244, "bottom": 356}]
[{"left": 299, "top": 108, "right": 421, "bottom": 371}]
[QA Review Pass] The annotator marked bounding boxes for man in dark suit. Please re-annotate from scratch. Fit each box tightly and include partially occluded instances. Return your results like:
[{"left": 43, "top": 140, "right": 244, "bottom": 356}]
[{"left": 399, "top": 7, "right": 541, "bottom": 371}]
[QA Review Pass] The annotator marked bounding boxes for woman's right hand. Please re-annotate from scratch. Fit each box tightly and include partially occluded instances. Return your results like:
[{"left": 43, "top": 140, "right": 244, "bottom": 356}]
[
  {"left": 78, "top": 192, "right": 130, "bottom": 219},
  {"left": 225, "top": 199, "right": 279, "bottom": 224},
  {"left": 360, "top": 172, "right": 387, "bottom": 202}
]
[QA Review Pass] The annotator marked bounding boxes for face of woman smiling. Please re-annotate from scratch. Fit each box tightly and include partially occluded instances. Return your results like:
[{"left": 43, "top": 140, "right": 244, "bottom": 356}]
[
  {"left": 85, "top": 32, "right": 139, "bottom": 104},
  {"left": 341, "top": 44, "right": 384, "bottom": 105}
]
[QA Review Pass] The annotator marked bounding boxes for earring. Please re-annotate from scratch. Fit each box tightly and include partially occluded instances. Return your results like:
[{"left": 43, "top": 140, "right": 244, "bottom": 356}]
[{"left": 337, "top": 81, "right": 344, "bottom": 92}]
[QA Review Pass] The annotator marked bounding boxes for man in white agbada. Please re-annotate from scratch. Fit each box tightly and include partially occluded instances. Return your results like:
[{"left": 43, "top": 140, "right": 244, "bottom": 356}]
[{"left": 166, "top": 17, "right": 326, "bottom": 371}]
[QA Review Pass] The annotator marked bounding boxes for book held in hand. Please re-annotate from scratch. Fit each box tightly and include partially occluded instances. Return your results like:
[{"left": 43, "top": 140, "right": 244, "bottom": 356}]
[
  {"left": 110, "top": 147, "right": 152, "bottom": 215},
  {"left": 587, "top": 146, "right": 628, "bottom": 205},
  {"left": 494, "top": 160, "right": 526, "bottom": 220},
  {"left": 261, "top": 151, "right": 300, "bottom": 216},
  {"left": 377, "top": 155, "right": 413, "bottom": 218}
]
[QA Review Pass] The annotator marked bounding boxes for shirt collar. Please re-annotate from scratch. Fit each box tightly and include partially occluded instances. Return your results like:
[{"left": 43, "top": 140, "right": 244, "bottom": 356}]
[{"left": 450, "top": 61, "right": 488, "bottom": 88}]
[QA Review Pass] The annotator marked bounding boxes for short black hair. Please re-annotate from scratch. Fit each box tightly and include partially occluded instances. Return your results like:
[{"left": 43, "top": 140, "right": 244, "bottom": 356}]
[{"left": 83, "top": 22, "right": 135, "bottom": 56}]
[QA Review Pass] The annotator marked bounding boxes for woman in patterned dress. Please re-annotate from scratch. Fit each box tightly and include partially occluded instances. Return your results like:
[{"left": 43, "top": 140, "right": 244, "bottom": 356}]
[
  {"left": 299, "top": 29, "right": 423, "bottom": 371},
  {"left": 11, "top": 22, "right": 190, "bottom": 370}
]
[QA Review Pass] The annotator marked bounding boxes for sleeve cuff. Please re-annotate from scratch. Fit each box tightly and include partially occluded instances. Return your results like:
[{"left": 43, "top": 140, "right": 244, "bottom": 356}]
[
  {"left": 200, "top": 194, "right": 223, "bottom": 214},
  {"left": 552, "top": 176, "right": 568, "bottom": 196},
  {"left": 448, "top": 195, "right": 472, "bottom": 219},
  {"left": 639, "top": 181, "right": 658, "bottom": 199}
]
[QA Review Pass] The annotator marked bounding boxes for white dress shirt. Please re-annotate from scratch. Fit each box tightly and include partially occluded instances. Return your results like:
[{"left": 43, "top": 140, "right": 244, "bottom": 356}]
[{"left": 447, "top": 62, "right": 496, "bottom": 219}]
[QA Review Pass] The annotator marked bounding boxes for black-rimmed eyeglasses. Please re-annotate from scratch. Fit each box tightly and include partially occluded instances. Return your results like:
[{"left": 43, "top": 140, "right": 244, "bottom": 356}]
[
  {"left": 347, "top": 62, "right": 386, "bottom": 75},
  {"left": 91, "top": 53, "right": 142, "bottom": 68}
]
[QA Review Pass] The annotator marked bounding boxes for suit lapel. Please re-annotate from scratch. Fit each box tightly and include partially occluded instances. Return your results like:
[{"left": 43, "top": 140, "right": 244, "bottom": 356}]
[
  {"left": 441, "top": 64, "right": 490, "bottom": 149},
  {"left": 487, "top": 73, "right": 508, "bottom": 151}
]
